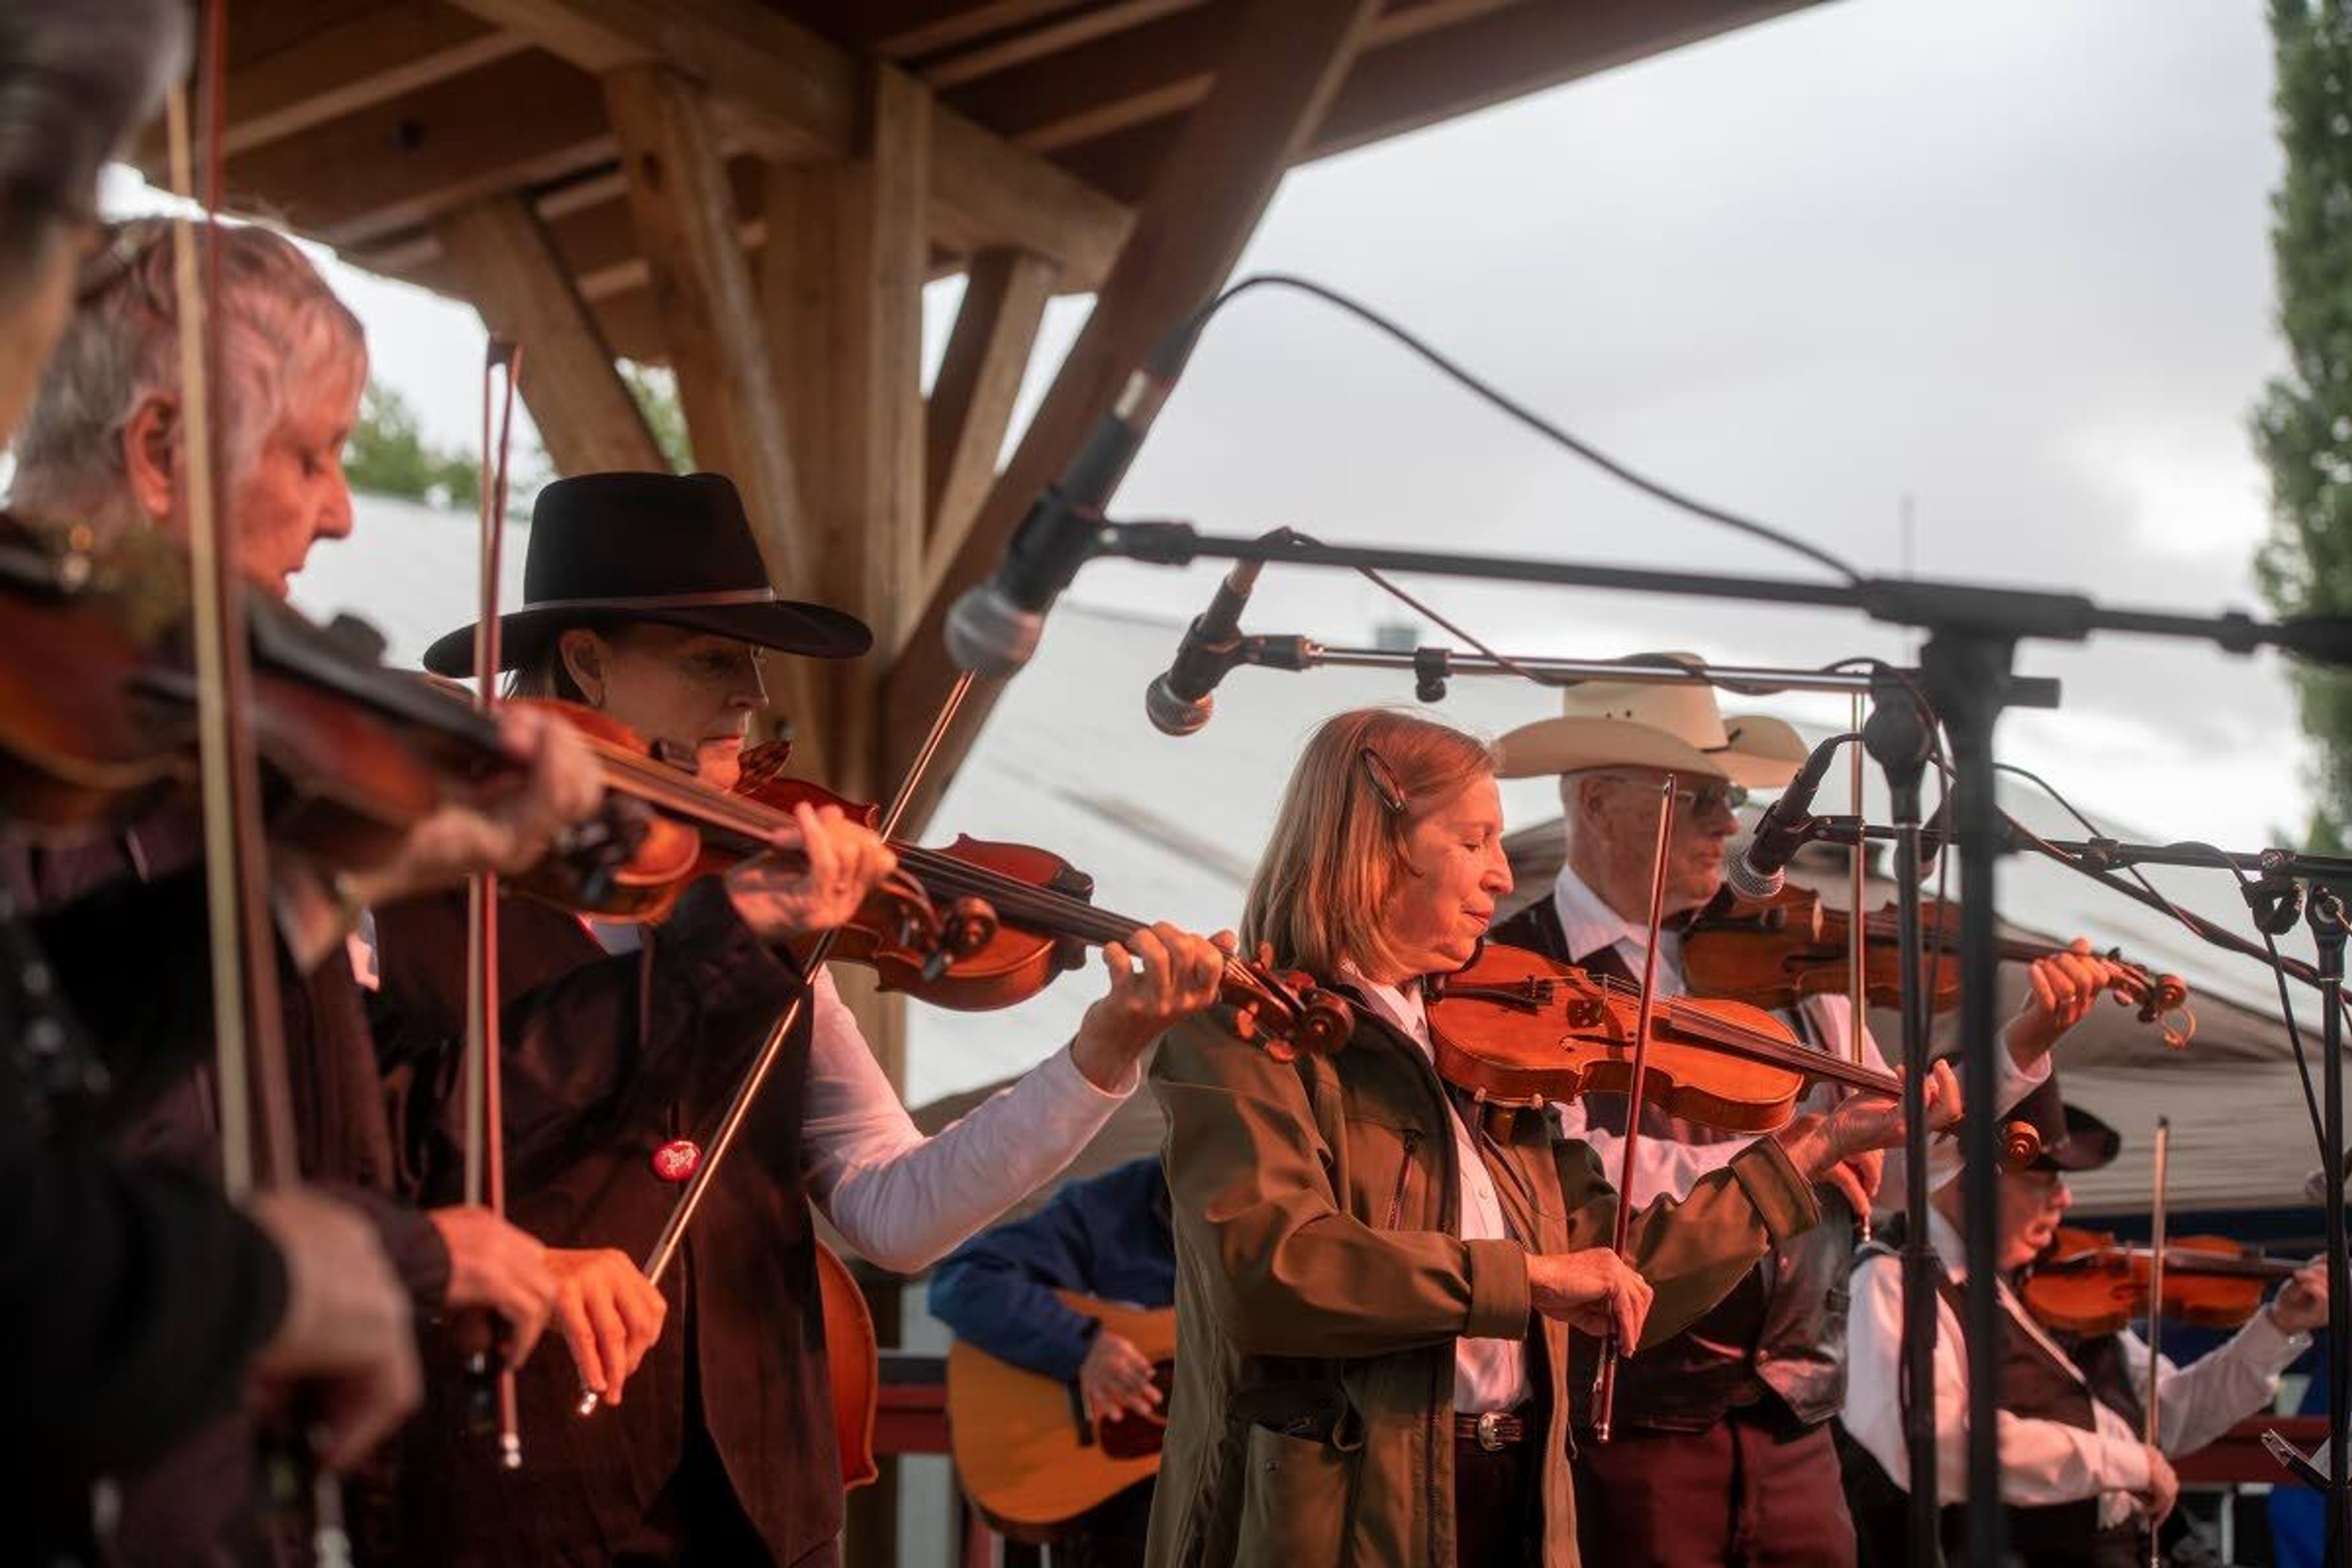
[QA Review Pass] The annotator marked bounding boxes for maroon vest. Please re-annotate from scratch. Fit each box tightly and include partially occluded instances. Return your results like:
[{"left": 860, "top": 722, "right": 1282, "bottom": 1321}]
[{"left": 375, "top": 888, "right": 842, "bottom": 1566}]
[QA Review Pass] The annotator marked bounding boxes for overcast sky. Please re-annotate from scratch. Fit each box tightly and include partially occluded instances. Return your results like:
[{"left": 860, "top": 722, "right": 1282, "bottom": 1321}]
[{"left": 120, "top": 0, "right": 2308, "bottom": 854}]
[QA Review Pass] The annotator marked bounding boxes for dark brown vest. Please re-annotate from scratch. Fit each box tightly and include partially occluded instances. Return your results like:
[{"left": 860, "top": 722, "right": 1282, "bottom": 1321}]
[
  {"left": 1841, "top": 1234, "right": 2147, "bottom": 1568},
  {"left": 375, "top": 888, "right": 839, "bottom": 1567},
  {"left": 1490, "top": 896, "right": 1860, "bottom": 1431}
]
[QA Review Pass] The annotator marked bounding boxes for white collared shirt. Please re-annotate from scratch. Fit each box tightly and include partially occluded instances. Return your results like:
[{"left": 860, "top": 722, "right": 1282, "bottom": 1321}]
[
  {"left": 1844, "top": 1206, "right": 2309, "bottom": 1526},
  {"left": 1344, "top": 967, "right": 1533, "bottom": 1415},
  {"left": 1542, "top": 861, "right": 2050, "bottom": 1207}
]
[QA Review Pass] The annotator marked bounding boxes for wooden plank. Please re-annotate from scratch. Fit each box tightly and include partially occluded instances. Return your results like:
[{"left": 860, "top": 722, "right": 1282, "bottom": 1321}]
[
  {"left": 917, "top": 0, "right": 1206, "bottom": 91},
  {"left": 217, "top": 47, "right": 614, "bottom": 250},
  {"left": 763, "top": 64, "right": 934, "bottom": 790},
  {"left": 450, "top": 0, "right": 1130, "bottom": 288},
  {"left": 922, "top": 248, "right": 1055, "bottom": 600},
  {"left": 604, "top": 65, "right": 810, "bottom": 598},
  {"left": 881, "top": 0, "right": 1379, "bottom": 833},
  {"left": 944, "top": 0, "right": 1515, "bottom": 155},
  {"left": 134, "top": 1, "right": 526, "bottom": 166},
  {"left": 1310, "top": 0, "right": 1817, "bottom": 157},
  {"left": 1041, "top": 0, "right": 1819, "bottom": 200},
  {"left": 434, "top": 196, "right": 663, "bottom": 476}
]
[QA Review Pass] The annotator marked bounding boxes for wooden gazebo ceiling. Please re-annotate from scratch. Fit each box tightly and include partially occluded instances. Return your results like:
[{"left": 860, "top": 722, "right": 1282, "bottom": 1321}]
[{"left": 170, "top": 0, "right": 1811, "bottom": 366}]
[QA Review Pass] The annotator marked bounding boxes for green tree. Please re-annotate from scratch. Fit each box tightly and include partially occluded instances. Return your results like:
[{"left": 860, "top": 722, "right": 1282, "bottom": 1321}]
[
  {"left": 2254, "top": 0, "right": 2352, "bottom": 853},
  {"left": 620, "top": 361, "right": 693, "bottom": 472},
  {"left": 344, "top": 382, "right": 482, "bottom": 510}
]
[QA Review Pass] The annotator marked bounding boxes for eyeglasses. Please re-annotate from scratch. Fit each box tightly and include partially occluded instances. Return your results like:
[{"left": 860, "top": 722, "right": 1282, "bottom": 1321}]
[{"left": 1591, "top": 771, "right": 1749, "bottom": 818}]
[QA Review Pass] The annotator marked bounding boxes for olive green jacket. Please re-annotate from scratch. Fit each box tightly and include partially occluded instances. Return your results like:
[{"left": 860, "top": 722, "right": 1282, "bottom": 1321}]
[{"left": 1143, "top": 1001, "right": 1822, "bottom": 1568}]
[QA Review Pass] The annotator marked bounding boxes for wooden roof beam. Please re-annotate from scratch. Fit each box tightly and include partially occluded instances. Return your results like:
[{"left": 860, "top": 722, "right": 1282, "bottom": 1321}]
[
  {"left": 881, "top": 0, "right": 1381, "bottom": 834},
  {"left": 433, "top": 195, "right": 663, "bottom": 476},
  {"left": 449, "top": 0, "right": 1132, "bottom": 288},
  {"left": 216, "top": 47, "right": 616, "bottom": 251},
  {"left": 1038, "top": 0, "right": 1820, "bottom": 203},
  {"left": 941, "top": 0, "right": 1513, "bottom": 156},
  {"left": 134, "top": 1, "right": 529, "bottom": 165}
]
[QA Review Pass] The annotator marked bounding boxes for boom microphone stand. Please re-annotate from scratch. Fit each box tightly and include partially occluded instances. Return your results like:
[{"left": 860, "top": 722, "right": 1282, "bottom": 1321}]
[{"left": 1090, "top": 518, "right": 2352, "bottom": 1566}]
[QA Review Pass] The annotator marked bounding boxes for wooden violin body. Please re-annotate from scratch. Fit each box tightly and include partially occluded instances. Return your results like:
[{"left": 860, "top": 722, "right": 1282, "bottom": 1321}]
[
  {"left": 2021, "top": 1226, "right": 2302, "bottom": 1336},
  {"left": 1683, "top": 885, "right": 2193, "bottom": 1046},
  {"left": 1428, "top": 943, "right": 1891, "bottom": 1133}
]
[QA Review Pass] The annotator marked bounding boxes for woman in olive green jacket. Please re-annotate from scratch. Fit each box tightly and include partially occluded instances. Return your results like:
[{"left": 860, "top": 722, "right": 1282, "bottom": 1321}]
[{"left": 1145, "top": 709, "right": 1957, "bottom": 1568}]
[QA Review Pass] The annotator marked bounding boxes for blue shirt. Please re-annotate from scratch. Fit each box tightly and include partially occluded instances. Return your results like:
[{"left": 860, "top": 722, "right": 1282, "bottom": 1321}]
[{"left": 927, "top": 1156, "right": 1174, "bottom": 1382}]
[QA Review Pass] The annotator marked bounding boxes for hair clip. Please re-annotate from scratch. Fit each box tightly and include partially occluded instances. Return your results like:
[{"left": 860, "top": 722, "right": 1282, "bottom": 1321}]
[{"left": 1357, "top": 747, "right": 1407, "bottom": 814}]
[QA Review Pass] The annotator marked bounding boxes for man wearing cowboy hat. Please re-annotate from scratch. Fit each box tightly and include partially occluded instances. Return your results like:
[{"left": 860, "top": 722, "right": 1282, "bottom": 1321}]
[
  {"left": 371, "top": 470, "right": 1229, "bottom": 1566},
  {"left": 1842, "top": 1076, "right": 2326, "bottom": 1566},
  {"left": 1487, "top": 655, "right": 2131, "bottom": 1567}
]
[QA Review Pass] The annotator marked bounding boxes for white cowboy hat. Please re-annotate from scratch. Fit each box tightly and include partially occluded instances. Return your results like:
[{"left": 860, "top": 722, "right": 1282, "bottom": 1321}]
[{"left": 1491, "top": 653, "right": 1811, "bottom": 788}]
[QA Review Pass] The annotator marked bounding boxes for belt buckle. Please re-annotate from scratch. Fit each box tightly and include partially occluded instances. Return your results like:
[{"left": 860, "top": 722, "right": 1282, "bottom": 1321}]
[{"left": 1474, "top": 1411, "right": 1507, "bottom": 1452}]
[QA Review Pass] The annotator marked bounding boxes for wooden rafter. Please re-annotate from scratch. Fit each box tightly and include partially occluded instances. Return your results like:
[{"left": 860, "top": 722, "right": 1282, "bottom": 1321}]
[
  {"left": 220, "top": 47, "right": 614, "bottom": 249},
  {"left": 448, "top": 0, "right": 1132, "bottom": 288},
  {"left": 434, "top": 195, "right": 663, "bottom": 477},
  {"left": 881, "top": 0, "right": 1381, "bottom": 833},
  {"left": 135, "top": 1, "right": 525, "bottom": 164},
  {"left": 922, "top": 247, "right": 1055, "bottom": 603},
  {"left": 940, "top": 0, "right": 1512, "bottom": 156}
]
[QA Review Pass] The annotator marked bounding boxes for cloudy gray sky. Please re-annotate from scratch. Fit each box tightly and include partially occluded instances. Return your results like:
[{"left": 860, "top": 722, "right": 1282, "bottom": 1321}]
[{"left": 126, "top": 0, "right": 2307, "bottom": 855}]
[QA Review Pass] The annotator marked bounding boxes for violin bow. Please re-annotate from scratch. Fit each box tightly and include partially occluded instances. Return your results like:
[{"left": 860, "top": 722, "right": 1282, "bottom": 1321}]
[
  {"left": 460, "top": 337, "right": 524, "bottom": 1466},
  {"left": 1845, "top": 701, "right": 1871, "bottom": 1243},
  {"left": 1590, "top": 773, "right": 1679, "bottom": 1443},
  {"left": 577, "top": 668, "right": 982, "bottom": 1417},
  {"left": 167, "top": 4, "right": 352, "bottom": 1558},
  {"left": 2143, "top": 1114, "right": 2170, "bottom": 1567}
]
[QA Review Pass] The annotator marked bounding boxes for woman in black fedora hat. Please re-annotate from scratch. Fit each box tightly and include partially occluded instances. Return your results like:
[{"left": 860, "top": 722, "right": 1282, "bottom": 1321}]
[
  {"left": 375, "top": 470, "right": 1229, "bottom": 1566},
  {"left": 1842, "top": 1074, "right": 2328, "bottom": 1567}
]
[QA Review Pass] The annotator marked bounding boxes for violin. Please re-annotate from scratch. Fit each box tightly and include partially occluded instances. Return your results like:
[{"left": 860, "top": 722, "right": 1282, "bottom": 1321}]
[
  {"left": 0, "top": 526, "right": 644, "bottom": 900},
  {"left": 1428, "top": 942, "right": 2043, "bottom": 1164},
  {"left": 724, "top": 745, "right": 1354, "bottom": 1059},
  {"left": 1682, "top": 884, "right": 2195, "bottom": 1047},
  {"left": 2019, "top": 1225, "right": 2304, "bottom": 1337}
]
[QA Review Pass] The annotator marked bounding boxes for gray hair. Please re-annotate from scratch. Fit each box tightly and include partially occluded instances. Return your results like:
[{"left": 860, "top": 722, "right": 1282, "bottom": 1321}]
[
  {"left": 0, "top": 0, "right": 187, "bottom": 295},
  {"left": 9, "top": 216, "right": 367, "bottom": 528}
]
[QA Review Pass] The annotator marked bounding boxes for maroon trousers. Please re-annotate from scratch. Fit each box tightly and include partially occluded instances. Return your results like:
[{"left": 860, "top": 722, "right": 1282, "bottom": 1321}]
[{"left": 1572, "top": 1406, "right": 1856, "bottom": 1568}]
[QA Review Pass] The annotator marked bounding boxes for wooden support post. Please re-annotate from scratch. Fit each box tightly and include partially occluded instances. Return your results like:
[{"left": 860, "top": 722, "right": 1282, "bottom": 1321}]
[
  {"left": 924, "top": 247, "right": 1056, "bottom": 604},
  {"left": 435, "top": 196, "right": 664, "bottom": 477},
  {"left": 761, "top": 63, "right": 933, "bottom": 1095},
  {"left": 882, "top": 0, "right": 1379, "bottom": 833}
]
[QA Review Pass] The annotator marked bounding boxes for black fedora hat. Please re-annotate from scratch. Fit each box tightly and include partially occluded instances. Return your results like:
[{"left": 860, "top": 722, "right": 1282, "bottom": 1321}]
[{"left": 421, "top": 471, "right": 871, "bottom": 677}]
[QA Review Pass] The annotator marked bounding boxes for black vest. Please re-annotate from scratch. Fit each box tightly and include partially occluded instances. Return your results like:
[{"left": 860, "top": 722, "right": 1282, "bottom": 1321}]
[
  {"left": 1490, "top": 896, "right": 1860, "bottom": 1431},
  {"left": 374, "top": 888, "right": 841, "bottom": 1567},
  {"left": 1841, "top": 1231, "right": 2148, "bottom": 1568}
]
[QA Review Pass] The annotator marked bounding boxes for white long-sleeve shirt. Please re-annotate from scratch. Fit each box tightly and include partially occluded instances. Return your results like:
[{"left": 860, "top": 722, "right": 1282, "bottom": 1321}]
[
  {"left": 797, "top": 964, "right": 1134, "bottom": 1272},
  {"left": 1540, "top": 864, "right": 2050, "bottom": 1206},
  {"left": 1842, "top": 1206, "right": 2308, "bottom": 1528},
  {"left": 1345, "top": 969, "right": 1531, "bottom": 1415}
]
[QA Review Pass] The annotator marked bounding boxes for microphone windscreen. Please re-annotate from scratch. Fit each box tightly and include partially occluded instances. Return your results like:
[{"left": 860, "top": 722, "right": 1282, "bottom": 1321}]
[
  {"left": 1145, "top": 676, "right": 1212, "bottom": 737},
  {"left": 1723, "top": 838, "right": 1785, "bottom": 902}
]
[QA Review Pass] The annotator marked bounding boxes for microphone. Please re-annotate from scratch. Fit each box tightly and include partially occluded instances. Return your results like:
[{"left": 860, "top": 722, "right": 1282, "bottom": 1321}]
[
  {"left": 945, "top": 320, "right": 1203, "bottom": 676},
  {"left": 1724, "top": 734, "right": 1850, "bottom": 902},
  {"left": 1145, "top": 531, "right": 1293, "bottom": 736}
]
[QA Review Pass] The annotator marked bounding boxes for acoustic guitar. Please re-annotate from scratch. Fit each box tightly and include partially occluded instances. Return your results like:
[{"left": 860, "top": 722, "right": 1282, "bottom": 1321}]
[{"left": 946, "top": 1292, "right": 1176, "bottom": 1530}]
